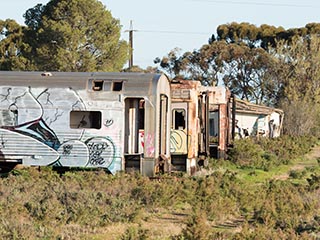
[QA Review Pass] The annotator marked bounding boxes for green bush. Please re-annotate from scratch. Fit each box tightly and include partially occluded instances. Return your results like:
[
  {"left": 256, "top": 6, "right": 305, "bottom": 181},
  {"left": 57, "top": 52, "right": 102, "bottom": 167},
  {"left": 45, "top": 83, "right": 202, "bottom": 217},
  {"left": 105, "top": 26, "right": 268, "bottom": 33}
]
[
  {"left": 120, "top": 225, "right": 149, "bottom": 240},
  {"left": 178, "top": 208, "right": 212, "bottom": 240},
  {"left": 251, "top": 180, "right": 318, "bottom": 231},
  {"left": 0, "top": 151, "right": 319, "bottom": 240},
  {"left": 229, "top": 135, "right": 318, "bottom": 170},
  {"left": 228, "top": 138, "right": 274, "bottom": 170}
]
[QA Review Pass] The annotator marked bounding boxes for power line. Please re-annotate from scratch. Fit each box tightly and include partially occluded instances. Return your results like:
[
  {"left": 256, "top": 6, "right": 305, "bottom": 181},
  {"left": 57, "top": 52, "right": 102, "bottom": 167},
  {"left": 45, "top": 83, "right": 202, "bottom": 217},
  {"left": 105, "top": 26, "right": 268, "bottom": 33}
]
[
  {"left": 137, "top": 30, "right": 211, "bottom": 35},
  {"left": 189, "top": 0, "right": 319, "bottom": 8}
]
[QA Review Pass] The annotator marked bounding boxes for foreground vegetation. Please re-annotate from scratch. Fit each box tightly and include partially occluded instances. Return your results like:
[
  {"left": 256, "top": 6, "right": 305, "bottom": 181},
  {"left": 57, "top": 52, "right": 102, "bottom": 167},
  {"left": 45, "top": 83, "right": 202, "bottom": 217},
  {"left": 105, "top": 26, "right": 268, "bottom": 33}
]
[{"left": 0, "top": 136, "right": 320, "bottom": 239}]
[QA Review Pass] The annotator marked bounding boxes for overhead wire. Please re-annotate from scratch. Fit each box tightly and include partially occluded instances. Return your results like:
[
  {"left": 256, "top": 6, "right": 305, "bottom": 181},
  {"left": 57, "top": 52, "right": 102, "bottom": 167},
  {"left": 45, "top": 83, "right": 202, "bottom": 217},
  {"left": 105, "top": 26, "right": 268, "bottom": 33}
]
[
  {"left": 136, "top": 30, "right": 212, "bottom": 35},
  {"left": 188, "top": 0, "right": 319, "bottom": 8}
]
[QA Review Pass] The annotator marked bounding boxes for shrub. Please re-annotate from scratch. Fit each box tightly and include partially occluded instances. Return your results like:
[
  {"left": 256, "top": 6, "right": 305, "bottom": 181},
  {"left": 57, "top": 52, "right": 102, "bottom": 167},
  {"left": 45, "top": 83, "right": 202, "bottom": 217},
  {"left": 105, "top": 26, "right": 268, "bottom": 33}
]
[
  {"left": 229, "top": 135, "right": 318, "bottom": 170},
  {"left": 120, "top": 225, "right": 149, "bottom": 240},
  {"left": 178, "top": 208, "right": 212, "bottom": 240}
]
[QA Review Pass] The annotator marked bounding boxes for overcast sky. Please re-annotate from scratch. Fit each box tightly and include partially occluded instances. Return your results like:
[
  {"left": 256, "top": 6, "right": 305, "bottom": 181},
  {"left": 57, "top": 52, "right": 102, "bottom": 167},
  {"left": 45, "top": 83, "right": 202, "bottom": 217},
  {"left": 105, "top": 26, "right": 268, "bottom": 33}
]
[{"left": 2, "top": 0, "right": 320, "bottom": 68}]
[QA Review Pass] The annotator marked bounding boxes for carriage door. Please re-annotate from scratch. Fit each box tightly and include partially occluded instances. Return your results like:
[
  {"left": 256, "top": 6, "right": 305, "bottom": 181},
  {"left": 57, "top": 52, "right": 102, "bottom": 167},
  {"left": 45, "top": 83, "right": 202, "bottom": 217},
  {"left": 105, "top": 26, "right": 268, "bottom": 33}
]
[
  {"left": 198, "top": 92, "right": 209, "bottom": 164},
  {"left": 124, "top": 98, "right": 144, "bottom": 171},
  {"left": 171, "top": 102, "right": 188, "bottom": 154},
  {"left": 159, "top": 94, "right": 169, "bottom": 171}
]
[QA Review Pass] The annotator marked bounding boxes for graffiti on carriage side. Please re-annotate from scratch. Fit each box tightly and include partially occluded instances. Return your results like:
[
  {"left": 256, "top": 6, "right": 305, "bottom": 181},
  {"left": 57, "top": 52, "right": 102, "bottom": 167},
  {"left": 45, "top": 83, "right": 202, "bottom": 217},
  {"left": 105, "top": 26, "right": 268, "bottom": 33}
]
[
  {"left": 86, "top": 137, "right": 115, "bottom": 167},
  {"left": 87, "top": 141, "right": 108, "bottom": 165},
  {"left": 0, "top": 135, "right": 6, "bottom": 149},
  {"left": 104, "top": 119, "right": 114, "bottom": 127},
  {"left": 62, "top": 144, "right": 73, "bottom": 156},
  {"left": 138, "top": 131, "right": 155, "bottom": 156},
  {"left": 170, "top": 130, "right": 188, "bottom": 153},
  {"left": 0, "top": 88, "right": 12, "bottom": 102},
  {"left": 0, "top": 86, "right": 120, "bottom": 173},
  {"left": 145, "top": 133, "right": 155, "bottom": 156}
]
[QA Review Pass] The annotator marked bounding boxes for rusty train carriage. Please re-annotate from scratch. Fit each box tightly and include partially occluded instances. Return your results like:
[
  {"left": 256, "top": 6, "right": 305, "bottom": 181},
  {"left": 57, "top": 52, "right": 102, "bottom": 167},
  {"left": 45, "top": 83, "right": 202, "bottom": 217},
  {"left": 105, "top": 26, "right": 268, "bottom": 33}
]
[
  {"left": 169, "top": 80, "right": 235, "bottom": 174},
  {"left": 0, "top": 71, "right": 171, "bottom": 176},
  {"left": 204, "top": 86, "right": 233, "bottom": 159},
  {"left": 170, "top": 80, "right": 209, "bottom": 174}
]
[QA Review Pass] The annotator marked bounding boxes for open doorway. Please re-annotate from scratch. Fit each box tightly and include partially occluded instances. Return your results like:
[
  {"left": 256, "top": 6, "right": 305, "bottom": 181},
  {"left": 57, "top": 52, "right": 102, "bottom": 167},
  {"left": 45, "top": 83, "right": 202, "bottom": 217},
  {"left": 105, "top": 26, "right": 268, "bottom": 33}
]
[{"left": 124, "top": 98, "right": 145, "bottom": 171}]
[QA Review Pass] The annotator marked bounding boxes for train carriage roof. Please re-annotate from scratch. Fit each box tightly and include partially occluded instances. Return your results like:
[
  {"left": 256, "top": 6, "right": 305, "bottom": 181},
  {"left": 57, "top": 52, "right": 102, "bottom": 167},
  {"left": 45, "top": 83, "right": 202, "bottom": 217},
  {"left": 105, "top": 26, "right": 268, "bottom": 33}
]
[{"left": 0, "top": 71, "right": 170, "bottom": 94}]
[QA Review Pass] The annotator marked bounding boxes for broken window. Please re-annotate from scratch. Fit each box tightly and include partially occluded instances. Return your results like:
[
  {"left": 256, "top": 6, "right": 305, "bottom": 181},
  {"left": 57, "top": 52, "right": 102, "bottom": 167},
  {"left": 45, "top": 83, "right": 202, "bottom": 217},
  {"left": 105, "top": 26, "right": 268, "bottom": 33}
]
[
  {"left": 92, "top": 80, "right": 104, "bottom": 91},
  {"left": 89, "top": 79, "right": 124, "bottom": 92},
  {"left": 172, "top": 109, "right": 186, "bottom": 130},
  {"left": 70, "top": 111, "right": 101, "bottom": 129},
  {"left": 112, "top": 82, "right": 123, "bottom": 91}
]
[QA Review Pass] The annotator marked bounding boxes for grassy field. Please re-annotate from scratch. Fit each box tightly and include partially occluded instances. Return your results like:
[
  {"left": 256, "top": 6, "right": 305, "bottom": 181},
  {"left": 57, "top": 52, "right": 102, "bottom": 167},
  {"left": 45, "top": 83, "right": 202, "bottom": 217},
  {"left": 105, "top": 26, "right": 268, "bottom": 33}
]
[{"left": 0, "top": 137, "right": 320, "bottom": 239}]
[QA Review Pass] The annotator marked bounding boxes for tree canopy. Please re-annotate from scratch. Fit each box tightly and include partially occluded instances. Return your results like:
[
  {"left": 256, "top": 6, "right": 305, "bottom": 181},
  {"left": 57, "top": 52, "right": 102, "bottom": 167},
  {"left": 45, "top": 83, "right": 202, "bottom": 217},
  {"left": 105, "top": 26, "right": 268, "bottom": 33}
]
[
  {"left": 155, "top": 22, "right": 320, "bottom": 136},
  {"left": 0, "top": 0, "right": 128, "bottom": 72}
]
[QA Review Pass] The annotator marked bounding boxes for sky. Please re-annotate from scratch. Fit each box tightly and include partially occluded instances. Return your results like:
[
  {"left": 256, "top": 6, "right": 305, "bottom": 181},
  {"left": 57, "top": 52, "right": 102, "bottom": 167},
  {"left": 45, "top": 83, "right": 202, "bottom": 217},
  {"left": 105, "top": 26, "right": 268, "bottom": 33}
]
[{"left": 1, "top": 0, "right": 320, "bottom": 68}]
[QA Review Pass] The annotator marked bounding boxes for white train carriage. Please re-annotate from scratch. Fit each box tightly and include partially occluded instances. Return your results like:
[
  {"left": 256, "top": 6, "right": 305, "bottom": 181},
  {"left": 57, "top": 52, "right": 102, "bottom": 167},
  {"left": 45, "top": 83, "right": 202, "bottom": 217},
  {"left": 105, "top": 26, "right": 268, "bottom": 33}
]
[{"left": 0, "top": 71, "right": 171, "bottom": 176}]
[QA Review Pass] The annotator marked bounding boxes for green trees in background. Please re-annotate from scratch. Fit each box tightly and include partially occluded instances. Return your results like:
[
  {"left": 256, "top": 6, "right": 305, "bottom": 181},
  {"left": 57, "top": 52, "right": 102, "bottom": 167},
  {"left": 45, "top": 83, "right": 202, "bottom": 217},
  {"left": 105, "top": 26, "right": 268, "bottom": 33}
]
[
  {"left": 273, "top": 36, "right": 320, "bottom": 136},
  {"left": 156, "top": 22, "right": 320, "bottom": 136},
  {"left": 0, "top": 0, "right": 128, "bottom": 72},
  {"left": 0, "top": 19, "right": 31, "bottom": 70}
]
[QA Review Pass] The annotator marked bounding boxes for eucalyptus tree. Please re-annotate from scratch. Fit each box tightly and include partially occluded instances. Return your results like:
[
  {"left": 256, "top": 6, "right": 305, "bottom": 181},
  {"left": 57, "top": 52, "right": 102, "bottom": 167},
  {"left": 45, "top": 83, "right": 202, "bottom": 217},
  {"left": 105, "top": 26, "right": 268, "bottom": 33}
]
[
  {"left": 0, "top": 19, "right": 35, "bottom": 70},
  {"left": 272, "top": 35, "right": 320, "bottom": 136},
  {"left": 156, "top": 36, "right": 277, "bottom": 105},
  {"left": 21, "top": 0, "right": 128, "bottom": 72},
  {"left": 156, "top": 22, "right": 320, "bottom": 106}
]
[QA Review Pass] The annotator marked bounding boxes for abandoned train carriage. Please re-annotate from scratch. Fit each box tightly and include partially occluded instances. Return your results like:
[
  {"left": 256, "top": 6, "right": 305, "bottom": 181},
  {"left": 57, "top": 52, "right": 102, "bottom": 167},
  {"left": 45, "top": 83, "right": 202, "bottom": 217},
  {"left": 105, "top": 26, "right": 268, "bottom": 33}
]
[
  {"left": 204, "top": 86, "right": 233, "bottom": 159},
  {"left": 169, "top": 80, "right": 235, "bottom": 173},
  {"left": 0, "top": 71, "right": 171, "bottom": 176},
  {"left": 170, "top": 80, "right": 210, "bottom": 174},
  {"left": 233, "top": 99, "right": 284, "bottom": 139}
]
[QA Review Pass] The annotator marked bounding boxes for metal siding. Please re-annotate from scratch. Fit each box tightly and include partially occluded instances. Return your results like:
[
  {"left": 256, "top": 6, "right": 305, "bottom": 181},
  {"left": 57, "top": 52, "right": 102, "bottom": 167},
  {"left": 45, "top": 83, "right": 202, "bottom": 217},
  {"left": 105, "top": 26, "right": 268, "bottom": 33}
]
[
  {"left": 0, "top": 71, "right": 171, "bottom": 175},
  {"left": 0, "top": 84, "right": 124, "bottom": 173}
]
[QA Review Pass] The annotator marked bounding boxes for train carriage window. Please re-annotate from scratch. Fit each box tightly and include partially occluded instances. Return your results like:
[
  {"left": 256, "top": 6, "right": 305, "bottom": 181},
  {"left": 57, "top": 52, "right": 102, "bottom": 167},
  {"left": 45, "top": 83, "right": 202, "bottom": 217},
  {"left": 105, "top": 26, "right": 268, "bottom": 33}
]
[
  {"left": 89, "top": 79, "right": 124, "bottom": 92},
  {"left": 209, "top": 118, "right": 215, "bottom": 136},
  {"left": 172, "top": 109, "right": 186, "bottom": 130},
  {"left": 92, "top": 80, "right": 104, "bottom": 91},
  {"left": 70, "top": 111, "right": 101, "bottom": 129},
  {"left": 138, "top": 99, "right": 145, "bottom": 129},
  {"left": 112, "top": 82, "right": 123, "bottom": 91}
]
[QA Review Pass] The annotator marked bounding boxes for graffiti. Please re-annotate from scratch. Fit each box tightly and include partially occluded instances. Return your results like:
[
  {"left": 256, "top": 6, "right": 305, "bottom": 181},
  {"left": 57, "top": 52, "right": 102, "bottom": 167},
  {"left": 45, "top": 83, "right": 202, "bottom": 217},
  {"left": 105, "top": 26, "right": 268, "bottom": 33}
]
[
  {"left": 88, "top": 142, "right": 107, "bottom": 165},
  {"left": 104, "top": 119, "right": 114, "bottom": 127},
  {"left": 36, "top": 88, "right": 53, "bottom": 106},
  {"left": 78, "top": 115, "right": 88, "bottom": 128},
  {"left": 0, "top": 128, "right": 59, "bottom": 166},
  {"left": 170, "top": 130, "right": 188, "bottom": 153},
  {"left": 0, "top": 88, "right": 12, "bottom": 102},
  {"left": 57, "top": 140, "right": 88, "bottom": 167},
  {"left": 2, "top": 118, "right": 61, "bottom": 150},
  {"left": 47, "top": 108, "right": 64, "bottom": 126},
  {"left": 145, "top": 133, "right": 155, "bottom": 156},
  {"left": 62, "top": 144, "right": 73, "bottom": 155},
  {"left": 71, "top": 100, "right": 84, "bottom": 111},
  {"left": 139, "top": 130, "right": 144, "bottom": 152},
  {"left": 86, "top": 137, "right": 115, "bottom": 167},
  {"left": 0, "top": 135, "right": 6, "bottom": 149},
  {"left": 0, "top": 86, "right": 120, "bottom": 173}
]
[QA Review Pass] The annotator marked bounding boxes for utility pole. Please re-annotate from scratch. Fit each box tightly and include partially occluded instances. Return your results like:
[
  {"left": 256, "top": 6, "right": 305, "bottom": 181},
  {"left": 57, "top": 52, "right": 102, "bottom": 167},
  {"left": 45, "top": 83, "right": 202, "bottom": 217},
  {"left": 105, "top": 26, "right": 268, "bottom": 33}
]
[{"left": 125, "top": 21, "right": 137, "bottom": 68}]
